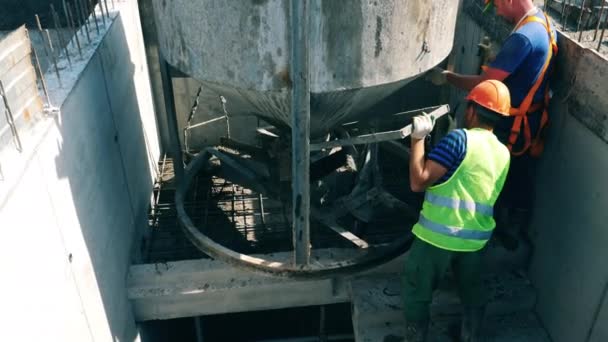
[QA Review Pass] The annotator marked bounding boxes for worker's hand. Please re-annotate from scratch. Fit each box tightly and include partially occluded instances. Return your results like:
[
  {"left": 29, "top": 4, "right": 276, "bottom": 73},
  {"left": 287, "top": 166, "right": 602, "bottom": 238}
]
[
  {"left": 411, "top": 113, "right": 435, "bottom": 140},
  {"left": 425, "top": 67, "right": 448, "bottom": 86}
]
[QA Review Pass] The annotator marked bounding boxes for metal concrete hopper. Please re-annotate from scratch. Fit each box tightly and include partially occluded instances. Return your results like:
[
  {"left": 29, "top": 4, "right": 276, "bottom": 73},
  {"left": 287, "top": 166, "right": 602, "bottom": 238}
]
[{"left": 151, "top": 0, "right": 459, "bottom": 137}]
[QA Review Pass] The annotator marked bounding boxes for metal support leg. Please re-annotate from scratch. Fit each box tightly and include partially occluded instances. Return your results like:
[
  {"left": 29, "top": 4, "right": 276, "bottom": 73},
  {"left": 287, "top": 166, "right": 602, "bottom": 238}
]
[
  {"left": 290, "top": 0, "right": 310, "bottom": 265},
  {"left": 158, "top": 57, "right": 184, "bottom": 183}
]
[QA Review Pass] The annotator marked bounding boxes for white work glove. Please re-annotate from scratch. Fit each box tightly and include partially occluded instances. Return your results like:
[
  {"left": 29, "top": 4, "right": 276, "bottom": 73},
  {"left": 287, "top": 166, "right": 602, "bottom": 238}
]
[
  {"left": 425, "top": 67, "right": 448, "bottom": 86},
  {"left": 411, "top": 113, "right": 435, "bottom": 140}
]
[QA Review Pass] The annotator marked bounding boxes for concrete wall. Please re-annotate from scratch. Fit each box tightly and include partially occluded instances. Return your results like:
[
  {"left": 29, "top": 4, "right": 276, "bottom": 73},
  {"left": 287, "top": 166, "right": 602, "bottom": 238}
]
[
  {"left": 0, "top": 1, "right": 159, "bottom": 341},
  {"left": 529, "top": 34, "right": 608, "bottom": 342}
]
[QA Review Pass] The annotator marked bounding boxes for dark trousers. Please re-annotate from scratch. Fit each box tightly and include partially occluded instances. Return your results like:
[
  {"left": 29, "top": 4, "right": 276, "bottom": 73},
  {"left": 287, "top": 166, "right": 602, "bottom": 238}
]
[
  {"left": 497, "top": 153, "right": 538, "bottom": 211},
  {"left": 402, "top": 238, "right": 486, "bottom": 322},
  {"left": 494, "top": 111, "right": 541, "bottom": 211}
]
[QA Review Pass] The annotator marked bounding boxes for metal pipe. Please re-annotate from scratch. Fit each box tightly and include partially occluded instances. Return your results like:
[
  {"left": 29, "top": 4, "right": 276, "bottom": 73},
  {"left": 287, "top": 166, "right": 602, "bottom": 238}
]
[
  {"left": 75, "top": 0, "right": 91, "bottom": 43},
  {"left": 582, "top": 2, "right": 596, "bottom": 41},
  {"left": 310, "top": 105, "right": 449, "bottom": 151},
  {"left": 158, "top": 57, "right": 185, "bottom": 183},
  {"left": 27, "top": 30, "right": 51, "bottom": 106},
  {"left": 219, "top": 95, "right": 231, "bottom": 138},
  {"left": 194, "top": 317, "right": 204, "bottom": 342},
  {"left": 290, "top": 0, "right": 311, "bottom": 266},
  {"left": 98, "top": 0, "right": 107, "bottom": 25},
  {"left": 0, "top": 80, "right": 23, "bottom": 152},
  {"left": 35, "top": 15, "right": 62, "bottom": 86},
  {"left": 577, "top": 0, "right": 587, "bottom": 38},
  {"left": 50, "top": 4, "right": 72, "bottom": 69},
  {"left": 319, "top": 305, "right": 326, "bottom": 342},
  {"left": 45, "top": 29, "right": 62, "bottom": 87},
  {"left": 89, "top": 0, "right": 101, "bottom": 35},
  {"left": 258, "top": 193, "right": 266, "bottom": 226},
  {"left": 64, "top": 0, "right": 83, "bottom": 58},
  {"left": 595, "top": 1, "right": 606, "bottom": 41},
  {"left": 561, "top": 0, "right": 568, "bottom": 29},
  {"left": 103, "top": 0, "right": 110, "bottom": 21},
  {"left": 598, "top": 15, "right": 607, "bottom": 51},
  {"left": 34, "top": 15, "right": 51, "bottom": 60},
  {"left": 585, "top": 277, "right": 608, "bottom": 341}
]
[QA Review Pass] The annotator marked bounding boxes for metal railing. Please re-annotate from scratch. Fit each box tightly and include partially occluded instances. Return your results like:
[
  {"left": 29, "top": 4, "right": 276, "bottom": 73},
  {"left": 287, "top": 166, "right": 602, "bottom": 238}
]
[{"left": 545, "top": 0, "right": 608, "bottom": 52}]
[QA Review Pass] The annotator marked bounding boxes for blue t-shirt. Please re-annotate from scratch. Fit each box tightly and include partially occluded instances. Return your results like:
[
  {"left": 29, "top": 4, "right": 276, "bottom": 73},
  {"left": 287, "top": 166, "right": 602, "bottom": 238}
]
[
  {"left": 428, "top": 129, "right": 467, "bottom": 185},
  {"left": 489, "top": 10, "right": 556, "bottom": 147},
  {"left": 490, "top": 11, "right": 556, "bottom": 108}
]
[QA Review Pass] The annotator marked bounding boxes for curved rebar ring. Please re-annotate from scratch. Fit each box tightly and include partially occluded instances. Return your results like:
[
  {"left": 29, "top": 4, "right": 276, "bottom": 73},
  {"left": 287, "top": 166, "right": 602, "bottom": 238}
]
[{"left": 175, "top": 149, "right": 414, "bottom": 279}]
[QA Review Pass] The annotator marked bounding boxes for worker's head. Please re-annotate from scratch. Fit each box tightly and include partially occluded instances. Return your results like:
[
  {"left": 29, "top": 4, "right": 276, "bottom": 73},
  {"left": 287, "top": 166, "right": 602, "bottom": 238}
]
[
  {"left": 486, "top": 0, "right": 536, "bottom": 22},
  {"left": 464, "top": 80, "right": 511, "bottom": 129}
]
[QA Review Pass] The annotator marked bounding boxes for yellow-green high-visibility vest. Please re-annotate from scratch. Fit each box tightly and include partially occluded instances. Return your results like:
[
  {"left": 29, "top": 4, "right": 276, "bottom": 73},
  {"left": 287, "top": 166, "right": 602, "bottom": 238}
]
[{"left": 412, "top": 128, "right": 510, "bottom": 252}]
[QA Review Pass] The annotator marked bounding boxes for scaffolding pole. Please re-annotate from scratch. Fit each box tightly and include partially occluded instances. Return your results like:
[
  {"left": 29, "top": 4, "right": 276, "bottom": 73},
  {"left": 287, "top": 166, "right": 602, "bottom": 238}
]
[{"left": 290, "top": 0, "right": 311, "bottom": 266}]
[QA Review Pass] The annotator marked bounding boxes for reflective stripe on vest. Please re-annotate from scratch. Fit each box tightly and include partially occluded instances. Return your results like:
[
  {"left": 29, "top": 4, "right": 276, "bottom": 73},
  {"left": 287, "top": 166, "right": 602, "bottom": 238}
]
[
  {"left": 424, "top": 192, "right": 494, "bottom": 216},
  {"left": 412, "top": 129, "right": 510, "bottom": 252},
  {"left": 418, "top": 214, "right": 493, "bottom": 240}
]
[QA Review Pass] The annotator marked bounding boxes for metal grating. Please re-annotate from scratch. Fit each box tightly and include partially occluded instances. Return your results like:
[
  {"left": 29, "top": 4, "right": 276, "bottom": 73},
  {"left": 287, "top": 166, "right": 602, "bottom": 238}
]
[{"left": 142, "top": 148, "right": 419, "bottom": 265}]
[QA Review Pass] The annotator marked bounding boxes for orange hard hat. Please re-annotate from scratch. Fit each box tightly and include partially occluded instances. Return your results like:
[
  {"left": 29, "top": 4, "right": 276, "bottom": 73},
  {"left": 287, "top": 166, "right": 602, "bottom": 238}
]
[{"left": 465, "top": 79, "right": 511, "bottom": 116}]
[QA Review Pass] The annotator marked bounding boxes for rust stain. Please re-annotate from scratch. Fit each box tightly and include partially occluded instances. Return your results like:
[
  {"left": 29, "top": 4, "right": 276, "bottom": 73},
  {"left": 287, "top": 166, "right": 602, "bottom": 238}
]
[
  {"left": 23, "top": 108, "right": 30, "bottom": 122},
  {"left": 277, "top": 68, "right": 292, "bottom": 88}
]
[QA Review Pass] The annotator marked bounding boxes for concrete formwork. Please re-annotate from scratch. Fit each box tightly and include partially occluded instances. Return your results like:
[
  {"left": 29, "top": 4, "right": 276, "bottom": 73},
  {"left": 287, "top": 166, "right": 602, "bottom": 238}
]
[
  {"left": 0, "top": 1, "right": 159, "bottom": 341},
  {"left": 529, "top": 33, "right": 608, "bottom": 342}
]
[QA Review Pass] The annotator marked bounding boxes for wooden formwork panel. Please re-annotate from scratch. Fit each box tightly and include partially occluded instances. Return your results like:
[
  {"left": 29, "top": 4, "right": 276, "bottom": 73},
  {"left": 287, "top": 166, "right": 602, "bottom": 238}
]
[{"left": 0, "top": 25, "right": 43, "bottom": 148}]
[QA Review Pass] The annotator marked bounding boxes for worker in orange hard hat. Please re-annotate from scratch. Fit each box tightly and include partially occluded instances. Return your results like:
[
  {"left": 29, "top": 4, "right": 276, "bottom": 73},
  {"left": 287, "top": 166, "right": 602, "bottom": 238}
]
[
  {"left": 427, "top": 0, "right": 558, "bottom": 256},
  {"left": 403, "top": 80, "right": 512, "bottom": 342}
]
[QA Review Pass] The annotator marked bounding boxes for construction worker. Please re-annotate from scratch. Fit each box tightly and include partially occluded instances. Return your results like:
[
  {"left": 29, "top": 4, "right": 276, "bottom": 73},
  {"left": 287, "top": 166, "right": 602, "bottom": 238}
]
[
  {"left": 427, "top": 0, "right": 558, "bottom": 250},
  {"left": 403, "top": 80, "right": 512, "bottom": 341}
]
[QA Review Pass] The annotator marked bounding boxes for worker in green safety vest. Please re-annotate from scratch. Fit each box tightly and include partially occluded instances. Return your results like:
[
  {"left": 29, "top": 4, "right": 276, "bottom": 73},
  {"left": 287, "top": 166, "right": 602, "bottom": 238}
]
[{"left": 403, "top": 80, "right": 512, "bottom": 342}]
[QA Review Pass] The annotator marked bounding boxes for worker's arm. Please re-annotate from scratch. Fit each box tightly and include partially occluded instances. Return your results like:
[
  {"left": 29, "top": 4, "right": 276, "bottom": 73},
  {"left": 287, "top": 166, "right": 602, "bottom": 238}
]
[
  {"left": 445, "top": 68, "right": 509, "bottom": 91},
  {"left": 430, "top": 32, "right": 532, "bottom": 91},
  {"left": 409, "top": 138, "right": 448, "bottom": 192}
]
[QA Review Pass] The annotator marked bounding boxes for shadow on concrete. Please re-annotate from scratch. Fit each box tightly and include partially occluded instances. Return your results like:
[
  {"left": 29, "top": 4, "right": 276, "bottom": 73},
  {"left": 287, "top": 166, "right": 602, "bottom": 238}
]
[{"left": 52, "top": 14, "right": 153, "bottom": 341}]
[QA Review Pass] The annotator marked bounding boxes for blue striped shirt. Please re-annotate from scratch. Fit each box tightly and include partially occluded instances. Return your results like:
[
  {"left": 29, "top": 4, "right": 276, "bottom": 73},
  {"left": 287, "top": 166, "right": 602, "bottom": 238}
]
[{"left": 428, "top": 129, "right": 467, "bottom": 185}]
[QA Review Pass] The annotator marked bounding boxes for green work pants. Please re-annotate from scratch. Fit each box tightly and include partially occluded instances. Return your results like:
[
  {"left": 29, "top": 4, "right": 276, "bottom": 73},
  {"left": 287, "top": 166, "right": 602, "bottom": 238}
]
[{"left": 402, "top": 238, "right": 486, "bottom": 322}]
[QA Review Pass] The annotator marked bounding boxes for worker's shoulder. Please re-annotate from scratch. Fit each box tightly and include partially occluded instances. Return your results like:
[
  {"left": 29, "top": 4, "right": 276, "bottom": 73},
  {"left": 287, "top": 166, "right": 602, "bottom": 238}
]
[
  {"left": 442, "top": 129, "right": 467, "bottom": 145},
  {"left": 514, "top": 12, "right": 555, "bottom": 44}
]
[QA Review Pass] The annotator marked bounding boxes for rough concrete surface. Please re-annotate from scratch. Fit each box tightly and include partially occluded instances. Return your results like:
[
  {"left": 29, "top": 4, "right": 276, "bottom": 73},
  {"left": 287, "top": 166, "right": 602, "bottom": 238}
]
[
  {"left": 350, "top": 272, "right": 549, "bottom": 342},
  {"left": 528, "top": 32, "right": 608, "bottom": 342},
  {"left": 150, "top": 0, "right": 459, "bottom": 136},
  {"left": 0, "top": 1, "right": 159, "bottom": 341},
  {"left": 128, "top": 249, "right": 355, "bottom": 321}
]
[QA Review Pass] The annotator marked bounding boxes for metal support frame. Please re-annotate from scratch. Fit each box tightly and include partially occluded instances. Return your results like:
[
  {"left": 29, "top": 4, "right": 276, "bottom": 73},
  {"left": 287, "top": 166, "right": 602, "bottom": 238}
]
[
  {"left": 175, "top": 149, "right": 414, "bottom": 278},
  {"left": 290, "top": 0, "right": 311, "bottom": 266},
  {"left": 172, "top": 101, "right": 449, "bottom": 276},
  {"left": 159, "top": 57, "right": 184, "bottom": 183},
  {"left": 310, "top": 105, "right": 450, "bottom": 151}
]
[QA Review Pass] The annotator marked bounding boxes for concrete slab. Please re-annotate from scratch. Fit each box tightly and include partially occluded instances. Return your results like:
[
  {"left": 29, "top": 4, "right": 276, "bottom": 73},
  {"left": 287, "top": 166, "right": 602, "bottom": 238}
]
[
  {"left": 355, "top": 312, "right": 551, "bottom": 342},
  {"left": 350, "top": 271, "right": 536, "bottom": 328},
  {"left": 351, "top": 272, "right": 545, "bottom": 342},
  {"left": 128, "top": 250, "right": 356, "bottom": 321}
]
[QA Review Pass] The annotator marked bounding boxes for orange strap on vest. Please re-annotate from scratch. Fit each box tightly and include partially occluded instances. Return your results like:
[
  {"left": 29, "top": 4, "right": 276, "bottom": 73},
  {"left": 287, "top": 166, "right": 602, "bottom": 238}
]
[{"left": 507, "top": 13, "right": 558, "bottom": 157}]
